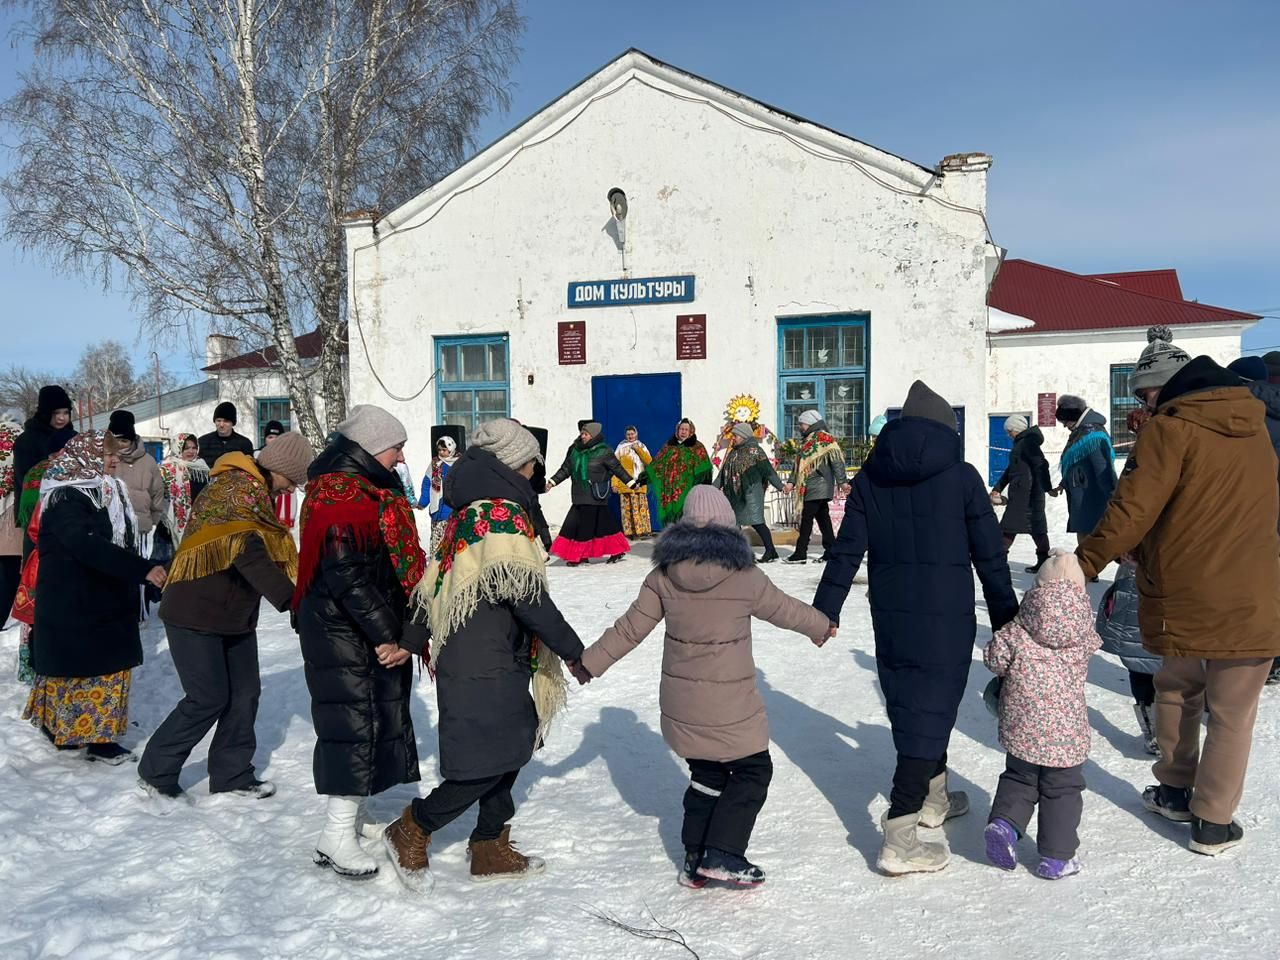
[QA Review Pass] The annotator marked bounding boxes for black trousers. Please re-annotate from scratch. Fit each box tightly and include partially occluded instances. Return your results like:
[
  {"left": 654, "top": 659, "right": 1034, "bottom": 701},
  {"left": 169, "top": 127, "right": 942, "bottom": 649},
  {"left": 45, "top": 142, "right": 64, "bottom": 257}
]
[
  {"left": 682, "top": 750, "right": 773, "bottom": 857},
  {"left": 0, "top": 555, "right": 20, "bottom": 625},
  {"left": 1002, "top": 532, "right": 1051, "bottom": 559},
  {"left": 989, "top": 753, "right": 1085, "bottom": 861},
  {"left": 793, "top": 500, "right": 835, "bottom": 556},
  {"left": 888, "top": 753, "right": 948, "bottom": 819},
  {"left": 138, "top": 626, "right": 261, "bottom": 792},
  {"left": 412, "top": 769, "right": 520, "bottom": 842},
  {"left": 1129, "top": 670, "right": 1156, "bottom": 706},
  {"left": 529, "top": 497, "right": 553, "bottom": 550},
  {"left": 751, "top": 524, "right": 776, "bottom": 557}
]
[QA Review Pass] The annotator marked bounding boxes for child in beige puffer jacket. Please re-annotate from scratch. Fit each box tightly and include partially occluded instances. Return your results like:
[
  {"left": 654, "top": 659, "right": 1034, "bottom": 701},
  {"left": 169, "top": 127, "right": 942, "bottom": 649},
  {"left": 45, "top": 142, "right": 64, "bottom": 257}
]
[{"left": 578, "top": 486, "right": 832, "bottom": 889}]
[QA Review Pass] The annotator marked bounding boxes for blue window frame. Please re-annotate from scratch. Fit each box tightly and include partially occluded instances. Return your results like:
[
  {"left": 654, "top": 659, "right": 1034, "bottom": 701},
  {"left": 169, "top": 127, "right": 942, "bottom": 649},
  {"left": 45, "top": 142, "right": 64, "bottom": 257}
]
[
  {"left": 777, "top": 315, "right": 869, "bottom": 456},
  {"left": 435, "top": 335, "right": 511, "bottom": 438},
  {"left": 256, "top": 397, "right": 291, "bottom": 449},
  {"left": 1110, "top": 363, "right": 1140, "bottom": 450}
]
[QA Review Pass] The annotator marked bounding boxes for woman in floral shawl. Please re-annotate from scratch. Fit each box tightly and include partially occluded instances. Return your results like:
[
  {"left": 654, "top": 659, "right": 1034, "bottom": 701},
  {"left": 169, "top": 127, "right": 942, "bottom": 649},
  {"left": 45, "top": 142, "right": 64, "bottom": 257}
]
[
  {"left": 0, "top": 412, "right": 22, "bottom": 625},
  {"left": 384, "top": 418, "right": 584, "bottom": 891},
  {"left": 418, "top": 435, "right": 459, "bottom": 554},
  {"left": 648, "top": 418, "right": 712, "bottom": 526},
  {"left": 716, "top": 422, "right": 786, "bottom": 562},
  {"left": 22, "top": 431, "right": 167, "bottom": 764},
  {"left": 158, "top": 433, "right": 210, "bottom": 543}
]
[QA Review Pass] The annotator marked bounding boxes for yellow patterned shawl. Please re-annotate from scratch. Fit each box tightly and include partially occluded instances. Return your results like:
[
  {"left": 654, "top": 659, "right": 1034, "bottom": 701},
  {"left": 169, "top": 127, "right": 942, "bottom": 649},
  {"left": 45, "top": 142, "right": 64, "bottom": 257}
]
[{"left": 167, "top": 453, "right": 297, "bottom": 585}]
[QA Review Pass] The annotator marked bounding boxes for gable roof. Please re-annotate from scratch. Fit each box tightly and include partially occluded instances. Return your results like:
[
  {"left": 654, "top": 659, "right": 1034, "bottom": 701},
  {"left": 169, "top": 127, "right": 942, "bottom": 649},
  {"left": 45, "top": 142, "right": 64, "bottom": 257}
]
[
  {"left": 1086, "top": 269, "right": 1183, "bottom": 300},
  {"left": 988, "top": 259, "right": 1259, "bottom": 336},
  {"left": 373, "top": 48, "right": 945, "bottom": 235},
  {"left": 203, "top": 329, "right": 325, "bottom": 372}
]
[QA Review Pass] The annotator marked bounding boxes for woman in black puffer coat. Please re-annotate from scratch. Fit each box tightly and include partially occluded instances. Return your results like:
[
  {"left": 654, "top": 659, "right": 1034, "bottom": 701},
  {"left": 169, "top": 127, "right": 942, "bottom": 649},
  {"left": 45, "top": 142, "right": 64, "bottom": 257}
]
[
  {"left": 295, "top": 405, "right": 429, "bottom": 880},
  {"left": 991, "top": 416, "right": 1054, "bottom": 573}
]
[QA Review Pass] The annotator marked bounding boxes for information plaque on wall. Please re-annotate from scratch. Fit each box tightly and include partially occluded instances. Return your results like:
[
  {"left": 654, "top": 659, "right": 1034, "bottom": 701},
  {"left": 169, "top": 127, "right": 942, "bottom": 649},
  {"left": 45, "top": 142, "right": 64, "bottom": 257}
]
[
  {"left": 1037, "top": 392, "right": 1057, "bottom": 427},
  {"left": 558, "top": 321, "right": 586, "bottom": 365},
  {"left": 676, "top": 314, "right": 707, "bottom": 360}
]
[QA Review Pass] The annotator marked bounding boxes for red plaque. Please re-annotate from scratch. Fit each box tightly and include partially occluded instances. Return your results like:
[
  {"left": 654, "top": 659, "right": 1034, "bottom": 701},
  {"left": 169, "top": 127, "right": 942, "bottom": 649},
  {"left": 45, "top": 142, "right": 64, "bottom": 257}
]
[
  {"left": 558, "top": 321, "right": 586, "bottom": 365},
  {"left": 1037, "top": 392, "right": 1057, "bottom": 427},
  {"left": 676, "top": 314, "right": 706, "bottom": 360}
]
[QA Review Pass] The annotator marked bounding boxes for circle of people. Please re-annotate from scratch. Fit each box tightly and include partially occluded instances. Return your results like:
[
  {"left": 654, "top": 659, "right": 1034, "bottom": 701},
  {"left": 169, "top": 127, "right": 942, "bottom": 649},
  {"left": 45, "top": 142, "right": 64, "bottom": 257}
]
[{"left": 3, "top": 323, "right": 1276, "bottom": 890}]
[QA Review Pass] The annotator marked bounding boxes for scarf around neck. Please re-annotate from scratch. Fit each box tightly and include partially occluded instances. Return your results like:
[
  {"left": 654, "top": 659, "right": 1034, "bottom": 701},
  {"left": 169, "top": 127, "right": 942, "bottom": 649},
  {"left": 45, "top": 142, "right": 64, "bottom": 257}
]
[
  {"left": 412, "top": 497, "right": 567, "bottom": 745},
  {"left": 719, "top": 440, "right": 771, "bottom": 506},
  {"left": 569, "top": 438, "right": 609, "bottom": 486},
  {"left": 168, "top": 453, "right": 297, "bottom": 586},
  {"left": 793, "top": 428, "right": 843, "bottom": 502},
  {"left": 648, "top": 438, "right": 712, "bottom": 524},
  {"left": 293, "top": 468, "right": 426, "bottom": 609}
]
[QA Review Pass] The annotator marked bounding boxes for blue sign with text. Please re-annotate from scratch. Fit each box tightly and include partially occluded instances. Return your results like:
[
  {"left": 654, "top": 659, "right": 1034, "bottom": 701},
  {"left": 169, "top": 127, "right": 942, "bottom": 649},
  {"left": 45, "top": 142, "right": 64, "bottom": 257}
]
[{"left": 567, "top": 275, "right": 695, "bottom": 308}]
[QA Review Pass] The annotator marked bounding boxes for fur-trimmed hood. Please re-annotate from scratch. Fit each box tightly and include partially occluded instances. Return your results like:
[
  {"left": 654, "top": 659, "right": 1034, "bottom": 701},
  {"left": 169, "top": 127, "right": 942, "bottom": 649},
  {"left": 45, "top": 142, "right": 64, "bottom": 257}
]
[{"left": 653, "top": 521, "right": 754, "bottom": 592}]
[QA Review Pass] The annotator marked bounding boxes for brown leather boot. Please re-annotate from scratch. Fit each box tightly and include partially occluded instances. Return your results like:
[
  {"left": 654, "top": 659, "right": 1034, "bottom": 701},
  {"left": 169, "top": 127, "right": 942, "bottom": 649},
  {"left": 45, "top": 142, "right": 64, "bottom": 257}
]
[
  {"left": 468, "top": 825, "right": 546, "bottom": 883},
  {"left": 382, "top": 805, "right": 433, "bottom": 892}
]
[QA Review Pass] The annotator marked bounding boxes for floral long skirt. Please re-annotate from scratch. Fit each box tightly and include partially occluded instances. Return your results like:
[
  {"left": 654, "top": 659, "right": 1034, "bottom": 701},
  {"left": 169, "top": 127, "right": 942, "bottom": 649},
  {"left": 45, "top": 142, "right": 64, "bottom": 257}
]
[
  {"left": 619, "top": 491, "right": 653, "bottom": 538},
  {"left": 22, "top": 670, "right": 132, "bottom": 746}
]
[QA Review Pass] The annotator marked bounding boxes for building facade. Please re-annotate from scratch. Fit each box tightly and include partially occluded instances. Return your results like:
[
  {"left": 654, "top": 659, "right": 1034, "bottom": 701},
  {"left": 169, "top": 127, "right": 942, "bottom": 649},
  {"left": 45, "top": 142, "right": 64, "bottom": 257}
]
[{"left": 344, "top": 49, "right": 1001, "bottom": 520}]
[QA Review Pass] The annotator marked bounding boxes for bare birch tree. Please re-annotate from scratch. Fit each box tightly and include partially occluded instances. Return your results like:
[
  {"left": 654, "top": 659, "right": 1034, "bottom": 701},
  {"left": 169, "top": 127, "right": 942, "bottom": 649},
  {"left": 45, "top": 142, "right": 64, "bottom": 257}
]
[{"left": 1, "top": 0, "right": 521, "bottom": 445}]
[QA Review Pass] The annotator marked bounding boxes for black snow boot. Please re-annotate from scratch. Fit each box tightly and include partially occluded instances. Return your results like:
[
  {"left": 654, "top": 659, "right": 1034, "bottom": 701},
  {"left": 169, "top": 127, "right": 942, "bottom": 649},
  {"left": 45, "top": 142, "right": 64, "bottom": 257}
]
[
  {"left": 86, "top": 742, "right": 135, "bottom": 765},
  {"left": 1025, "top": 555, "right": 1050, "bottom": 574},
  {"left": 783, "top": 553, "right": 808, "bottom": 564},
  {"left": 696, "top": 848, "right": 765, "bottom": 888},
  {"left": 1142, "top": 784, "right": 1193, "bottom": 823},
  {"left": 1189, "top": 818, "right": 1244, "bottom": 856}
]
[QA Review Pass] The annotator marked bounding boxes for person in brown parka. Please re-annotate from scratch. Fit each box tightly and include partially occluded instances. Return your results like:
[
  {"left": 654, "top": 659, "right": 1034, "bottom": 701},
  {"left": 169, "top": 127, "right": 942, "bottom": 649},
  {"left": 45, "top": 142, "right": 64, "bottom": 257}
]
[
  {"left": 576, "top": 485, "right": 833, "bottom": 889},
  {"left": 1077, "top": 354, "right": 1280, "bottom": 857}
]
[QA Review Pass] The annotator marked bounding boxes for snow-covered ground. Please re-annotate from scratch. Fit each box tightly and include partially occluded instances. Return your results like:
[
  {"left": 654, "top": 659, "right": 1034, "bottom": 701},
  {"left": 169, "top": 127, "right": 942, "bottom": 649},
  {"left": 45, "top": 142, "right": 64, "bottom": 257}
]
[{"left": 2, "top": 506, "right": 1278, "bottom": 960}]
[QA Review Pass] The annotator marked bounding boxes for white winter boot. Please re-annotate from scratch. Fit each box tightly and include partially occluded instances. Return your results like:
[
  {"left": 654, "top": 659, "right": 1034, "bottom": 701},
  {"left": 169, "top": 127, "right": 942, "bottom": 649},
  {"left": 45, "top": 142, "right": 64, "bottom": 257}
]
[
  {"left": 878, "top": 812, "right": 950, "bottom": 876},
  {"left": 314, "top": 796, "right": 379, "bottom": 879},
  {"left": 918, "top": 771, "right": 970, "bottom": 829}
]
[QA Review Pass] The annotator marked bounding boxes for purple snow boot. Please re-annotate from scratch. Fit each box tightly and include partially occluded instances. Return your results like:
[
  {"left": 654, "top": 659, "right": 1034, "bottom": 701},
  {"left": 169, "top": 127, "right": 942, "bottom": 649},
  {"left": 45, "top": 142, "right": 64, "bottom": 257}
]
[
  {"left": 984, "top": 818, "right": 1018, "bottom": 871},
  {"left": 1037, "top": 857, "right": 1081, "bottom": 880}
]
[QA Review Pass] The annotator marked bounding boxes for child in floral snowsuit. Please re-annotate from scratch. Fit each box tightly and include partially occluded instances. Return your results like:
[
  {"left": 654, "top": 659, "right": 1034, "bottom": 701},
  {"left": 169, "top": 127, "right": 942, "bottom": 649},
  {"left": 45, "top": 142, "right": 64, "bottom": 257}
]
[{"left": 983, "top": 551, "right": 1101, "bottom": 879}]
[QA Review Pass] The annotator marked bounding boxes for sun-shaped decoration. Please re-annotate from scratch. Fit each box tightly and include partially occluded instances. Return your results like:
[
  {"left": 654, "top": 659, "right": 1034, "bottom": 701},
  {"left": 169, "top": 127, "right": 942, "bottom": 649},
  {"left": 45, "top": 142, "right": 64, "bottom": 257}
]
[{"left": 725, "top": 394, "right": 761, "bottom": 424}]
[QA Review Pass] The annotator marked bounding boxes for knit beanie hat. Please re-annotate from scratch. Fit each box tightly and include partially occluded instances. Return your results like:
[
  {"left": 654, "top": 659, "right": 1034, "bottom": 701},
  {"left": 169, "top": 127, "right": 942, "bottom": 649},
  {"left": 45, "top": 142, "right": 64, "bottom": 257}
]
[
  {"left": 1264, "top": 352, "right": 1280, "bottom": 380},
  {"left": 798, "top": 409, "right": 822, "bottom": 428},
  {"left": 901, "top": 381, "right": 957, "bottom": 431},
  {"left": 337, "top": 404, "right": 407, "bottom": 457},
  {"left": 1228, "top": 356, "right": 1268, "bottom": 382},
  {"left": 681, "top": 485, "right": 737, "bottom": 528},
  {"left": 1055, "top": 395, "right": 1087, "bottom": 423},
  {"left": 36, "top": 385, "right": 72, "bottom": 419},
  {"left": 473, "top": 418, "right": 542, "bottom": 470},
  {"left": 869, "top": 414, "right": 888, "bottom": 438},
  {"left": 731, "top": 422, "right": 756, "bottom": 440},
  {"left": 256, "top": 430, "right": 315, "bottom": 487},
  {"left": 1128, "top": 325, "right": 1191, "bottom": 396},
  {"left": 214, "top": 401, "right": 237, "bottom": 425},
  {"left": 1003, "top": 414, "right": 1029, "bottom": 436},
  {"left": 581, "top": 421, "right": 603, "bottom": 438},
  {"left": 108, "top": 409, "right": 138, "bottom": 442},
  {"left": 1035, "top": 550, "right": 1086, "bottom": 589},
  {"left": 263, "top": 419, "right": 285, "bottom": 438}
]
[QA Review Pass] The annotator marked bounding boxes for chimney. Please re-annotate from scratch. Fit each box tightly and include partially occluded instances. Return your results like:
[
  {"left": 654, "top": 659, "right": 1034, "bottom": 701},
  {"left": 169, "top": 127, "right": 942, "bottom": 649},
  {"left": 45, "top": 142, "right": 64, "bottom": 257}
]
[{"left": 205, "top": 333, "right": 240, "bottom": 371}]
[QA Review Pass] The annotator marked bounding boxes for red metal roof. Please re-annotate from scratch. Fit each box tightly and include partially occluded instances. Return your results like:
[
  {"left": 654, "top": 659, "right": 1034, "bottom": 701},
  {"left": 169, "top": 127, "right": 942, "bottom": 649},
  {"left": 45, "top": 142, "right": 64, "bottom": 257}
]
[
  {"left": 988, "top": 259, "right": 1259, "bottom": 335},
  {"left": 1086, "top": 269, "right": 1183, "bottom": 300},
  {"left": 202, "top": 329, "right": 326, "bottom": 372}
]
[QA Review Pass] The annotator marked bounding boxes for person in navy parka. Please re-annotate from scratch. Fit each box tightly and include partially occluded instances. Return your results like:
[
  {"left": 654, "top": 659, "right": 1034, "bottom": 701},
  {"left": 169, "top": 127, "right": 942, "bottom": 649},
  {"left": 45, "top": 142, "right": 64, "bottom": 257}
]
[{"left": 814, "top": 381, "right": 1018, "bottom": 875}]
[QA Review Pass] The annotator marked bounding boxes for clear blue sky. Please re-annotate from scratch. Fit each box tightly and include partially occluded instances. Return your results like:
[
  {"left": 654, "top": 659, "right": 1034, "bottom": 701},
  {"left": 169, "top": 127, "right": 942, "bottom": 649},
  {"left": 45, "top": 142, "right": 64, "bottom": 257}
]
[{"left": 3, "top": 0, "right": 1278, "bottom": 382}]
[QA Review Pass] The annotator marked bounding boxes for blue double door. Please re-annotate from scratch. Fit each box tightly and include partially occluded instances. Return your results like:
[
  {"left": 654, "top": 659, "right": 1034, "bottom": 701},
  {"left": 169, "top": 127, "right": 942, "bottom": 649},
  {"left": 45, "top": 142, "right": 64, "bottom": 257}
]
[{"left": 591, "top": 373, "right": 682, "bottom": 531}]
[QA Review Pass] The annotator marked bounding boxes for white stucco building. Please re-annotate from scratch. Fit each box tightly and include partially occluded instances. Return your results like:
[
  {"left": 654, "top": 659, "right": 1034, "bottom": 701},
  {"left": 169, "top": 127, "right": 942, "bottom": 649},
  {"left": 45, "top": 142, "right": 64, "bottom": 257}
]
[
  {"left": 985, "top": 259, "right": 1259, "bottom": 483},
  {"left": 344, "top": 48, "right": 1003, "bottom": 519},
  {"left": 86, "top": 332, "right": 329, "bottom": 455}
]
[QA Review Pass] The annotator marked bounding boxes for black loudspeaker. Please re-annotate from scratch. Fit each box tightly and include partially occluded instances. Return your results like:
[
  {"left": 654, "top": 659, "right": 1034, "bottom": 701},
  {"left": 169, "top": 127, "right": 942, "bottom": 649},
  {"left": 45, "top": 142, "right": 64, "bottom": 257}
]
[
  {"left": 430, "top": 424, "right": 466, "bottom": 455},
  {"left": 524, "top": 426, "right": 549, "bottom": 490}
]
